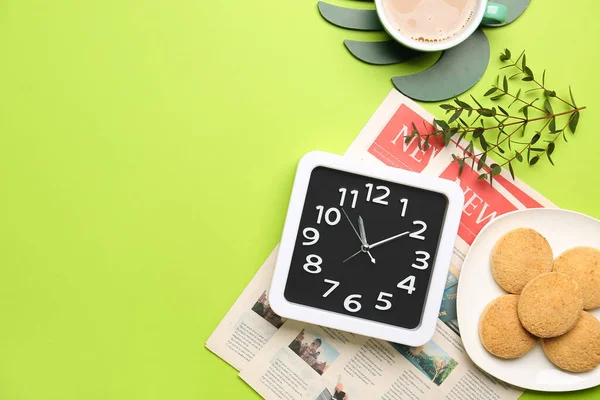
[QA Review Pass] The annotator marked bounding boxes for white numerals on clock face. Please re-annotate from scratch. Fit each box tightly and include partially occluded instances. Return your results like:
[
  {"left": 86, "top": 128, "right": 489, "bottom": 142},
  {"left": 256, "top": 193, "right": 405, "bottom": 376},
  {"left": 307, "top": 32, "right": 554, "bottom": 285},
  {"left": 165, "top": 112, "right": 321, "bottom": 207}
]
[
  {"left": 315, "top": 206, "right": 341, "bottom": 225},
  {"left": 292, "top": 174, "right": 441, "bottom": 322}
]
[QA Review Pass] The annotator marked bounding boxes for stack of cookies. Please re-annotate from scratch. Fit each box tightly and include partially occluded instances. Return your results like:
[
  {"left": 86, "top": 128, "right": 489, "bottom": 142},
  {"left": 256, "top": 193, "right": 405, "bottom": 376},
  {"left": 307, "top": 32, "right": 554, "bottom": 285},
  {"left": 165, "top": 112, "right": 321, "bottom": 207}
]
[{"left": 478, "top": 228, "right": 600, "bottom": 373}]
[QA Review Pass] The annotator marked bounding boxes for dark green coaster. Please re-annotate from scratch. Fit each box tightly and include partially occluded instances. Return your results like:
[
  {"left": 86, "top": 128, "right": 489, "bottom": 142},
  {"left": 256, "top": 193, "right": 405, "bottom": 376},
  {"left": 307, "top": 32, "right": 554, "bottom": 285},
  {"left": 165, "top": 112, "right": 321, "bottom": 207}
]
[
  {"left": 317, "top": 2, "right": 382, "bottom": 31},
  {"left": 391, "top": 30, "right": 490, "bottom": 102},
  {"left": 344, "top": 40, "right": 421, "bottom": 65}
]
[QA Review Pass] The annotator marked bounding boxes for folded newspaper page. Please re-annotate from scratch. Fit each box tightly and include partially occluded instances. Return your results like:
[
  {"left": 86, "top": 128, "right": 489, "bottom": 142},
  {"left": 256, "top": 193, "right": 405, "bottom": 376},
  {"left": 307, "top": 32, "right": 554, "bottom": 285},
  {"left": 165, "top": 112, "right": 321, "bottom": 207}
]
[
  {"left": 207, "top": 90, "right": 556, "bottom": 398},
  {"left": 239, "top": 319, "right": 516, "bottom": 400}
]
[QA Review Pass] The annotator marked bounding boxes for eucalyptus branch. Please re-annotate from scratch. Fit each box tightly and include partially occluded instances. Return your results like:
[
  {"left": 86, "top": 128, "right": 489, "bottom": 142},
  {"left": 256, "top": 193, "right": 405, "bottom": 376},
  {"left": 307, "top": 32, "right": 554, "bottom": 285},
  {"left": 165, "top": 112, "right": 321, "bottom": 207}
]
[{"left": 406, "top": 49, "right": 586, "bottom": 184}]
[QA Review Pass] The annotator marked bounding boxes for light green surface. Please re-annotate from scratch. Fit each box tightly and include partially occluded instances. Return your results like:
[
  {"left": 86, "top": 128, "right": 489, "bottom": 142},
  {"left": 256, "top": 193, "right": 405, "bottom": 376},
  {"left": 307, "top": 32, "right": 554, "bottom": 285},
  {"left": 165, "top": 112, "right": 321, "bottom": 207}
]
[{"left": 0, "top": 1, "right": 598, "bottom": 399}]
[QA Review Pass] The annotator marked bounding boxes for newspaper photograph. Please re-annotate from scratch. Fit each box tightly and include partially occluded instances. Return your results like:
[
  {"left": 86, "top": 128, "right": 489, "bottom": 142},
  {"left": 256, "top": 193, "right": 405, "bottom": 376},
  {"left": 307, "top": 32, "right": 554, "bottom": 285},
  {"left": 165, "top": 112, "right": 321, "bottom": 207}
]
[{"left": 207, "top": 90, "right": 557, "bottom": 398}]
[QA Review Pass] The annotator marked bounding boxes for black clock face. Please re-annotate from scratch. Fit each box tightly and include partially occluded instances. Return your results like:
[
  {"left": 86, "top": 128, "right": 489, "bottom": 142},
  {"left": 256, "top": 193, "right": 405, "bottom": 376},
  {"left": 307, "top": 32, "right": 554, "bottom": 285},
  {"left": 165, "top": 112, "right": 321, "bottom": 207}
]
[{"left": 284, "top": 167, "right": 449, "bottom": 329}]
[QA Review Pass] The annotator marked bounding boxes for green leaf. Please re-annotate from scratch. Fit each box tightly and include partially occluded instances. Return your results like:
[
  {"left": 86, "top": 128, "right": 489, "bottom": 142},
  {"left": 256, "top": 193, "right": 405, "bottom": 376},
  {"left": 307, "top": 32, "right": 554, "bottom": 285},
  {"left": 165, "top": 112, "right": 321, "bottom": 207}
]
[
  {"left": 497, "top": 146, "right": 505, "bottom": 154},
  {"left": 484, "top": 87, "right": 498, "bottom": 96},
  {"left": 509, "top": 72, "right": 521, "bottom": 80},
  {"left": 569, "top": 86, "right": 577, "bottom": 107},
  {"left": 549, "top": 117, "right": 556, "bottom": 133},
  {"left": 515, "top": 152, "right": 523, "bottom": 162},
  {"left": 477, "top": 153, "right": 487, "bottom": 170},
  {"left": 544, "top": 90, "right": 556, "bottom": 98},
  {"left": 440, "top": 104, "right": 455, "bottom": 110},
  {"left": 455, "top": 99, "right": 471, "bottom": 109},
  {"left": 490, "top": 93, "right": 506, "bottom": 101},
  {"left": 529, "top": 155, "right": 540, "bottom": 166},
  {"left": 457, "top": 158, "right": 465, "bottom": 175},
  {"left": 472, "top": 127, "right": 485, "bottom": 138},
  {"left": 498, "top": 105, "right": 509, "bottom": 116},
  {"left": 515, "top": 49, "right": 525, "bottom": 65},
  {"left": 547, "top": 142, "right": 555, "bottom": 156},
  {"left": 404, "top": 135, "right": 413, "bottom": 144},
  {"left": 522, "top": 53, "right": 527, "bottom": 70},
  {"left": 548, "top": 153, "right": 554, "bottom": 166},
  {"left": 522, "top": 76, "right": 534, "bottom": 81},
  {"left": 508, "top": 162, "right": 515, "bottom": 180},
  {"left": 478, "top": 173, "right": 489, "bottom": 180},
  {"left": 524, "top": 66, "right": 534, "bottom": 79},
  {"left": 544, "top": 99, "right": 553, "bottom": 114},
  {"left": 448, "top": 109, "right": 462, "bottom": 124},
  {"left": 503, "top": 76, "right": 508, "bottom": 92},
  {"left": 563, "top": 131, "right": 569, "bottom": 143},
  {"left": 506, "top": 49, "right": 512, "bottom": 59},
  {"left": 530, "top": 133, "right": 540, "bottom": 144},
  {"left": 569, "top": 111, "right": 580, "bottom": 134},
  {"left": 477, "top": 108, "right": 495, "bottom": 117},
  {"left": 521, "top": 106, "right": 529, "bottom": 119},
  {"left": 491, "top": 163, "right": 502, "bottom": 176},
  {"left": 466, "top": 141, "right": 474, "bottom": 155},
  {"left": 542, "top": 69, "right": 546, "bottom": 86},
  {"left": 470, "top": 95, "right": 484, "bottom": 109},
  {"left": 531, "top": 147, "right": 545, "bottom": 152},
  {"left": 435, "top": 119, "right": 450, "bottom": 131},
  {"left": 458, "top": 130, "right": 467, "bottom": 145},
  {"left": 479, "top": 135, "right": 488, "bottom": 151}
]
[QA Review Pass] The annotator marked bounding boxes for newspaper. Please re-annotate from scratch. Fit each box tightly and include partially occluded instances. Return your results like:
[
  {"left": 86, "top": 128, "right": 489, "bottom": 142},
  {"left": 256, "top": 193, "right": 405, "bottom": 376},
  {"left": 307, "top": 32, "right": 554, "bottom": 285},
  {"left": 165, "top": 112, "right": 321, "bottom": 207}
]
[{"left": 206, "top": 90, "right": 556, "bottom": 398}]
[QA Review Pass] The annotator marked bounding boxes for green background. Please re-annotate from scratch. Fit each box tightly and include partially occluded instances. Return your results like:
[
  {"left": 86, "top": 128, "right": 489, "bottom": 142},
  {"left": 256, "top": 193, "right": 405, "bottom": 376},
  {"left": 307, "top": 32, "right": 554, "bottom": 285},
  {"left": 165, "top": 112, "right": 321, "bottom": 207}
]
[{"left": 0, "top": 0, "right": 597, "bottom": 399}]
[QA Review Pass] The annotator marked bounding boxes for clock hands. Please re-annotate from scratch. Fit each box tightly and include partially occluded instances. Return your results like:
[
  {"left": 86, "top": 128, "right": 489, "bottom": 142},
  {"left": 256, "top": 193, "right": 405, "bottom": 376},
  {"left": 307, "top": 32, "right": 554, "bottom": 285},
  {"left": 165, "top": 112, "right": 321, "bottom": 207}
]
[
  {"left": 368, "top": 231, "right": 411, "bottom": 249},
  {"left": 358, "top": 216, "right": 368, "bottom": 244},
  {"left": 341, "top": 209, "right": 376, "bottom": 264},
  {"left": 341, "top": 208, "right": 365, "bottom": 246},
  {"left": 342, "top": 229, "right": 411, "bottom": 264}
]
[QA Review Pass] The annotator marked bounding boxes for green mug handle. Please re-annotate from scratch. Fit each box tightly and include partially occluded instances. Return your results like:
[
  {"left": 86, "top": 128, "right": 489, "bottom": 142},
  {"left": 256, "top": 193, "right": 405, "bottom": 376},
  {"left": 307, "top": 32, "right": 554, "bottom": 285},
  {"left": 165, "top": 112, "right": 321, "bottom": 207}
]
[{"left": 482, "top": 2, "right": 508, "bottom": 25}]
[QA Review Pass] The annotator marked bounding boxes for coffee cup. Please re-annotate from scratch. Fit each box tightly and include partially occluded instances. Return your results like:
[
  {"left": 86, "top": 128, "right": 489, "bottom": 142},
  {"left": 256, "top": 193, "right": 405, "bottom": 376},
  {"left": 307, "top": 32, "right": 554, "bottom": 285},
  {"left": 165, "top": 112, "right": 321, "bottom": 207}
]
[{"left": 374, "top": 0, "right": 508, "bottom": 52}]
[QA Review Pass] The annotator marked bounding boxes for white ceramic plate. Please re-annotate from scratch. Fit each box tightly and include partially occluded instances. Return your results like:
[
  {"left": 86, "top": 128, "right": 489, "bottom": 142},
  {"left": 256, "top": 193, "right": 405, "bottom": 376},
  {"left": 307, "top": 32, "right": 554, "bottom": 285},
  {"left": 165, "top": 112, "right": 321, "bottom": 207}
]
[{"left": 457, "top": 208, "right": 600, "bottom": 392}]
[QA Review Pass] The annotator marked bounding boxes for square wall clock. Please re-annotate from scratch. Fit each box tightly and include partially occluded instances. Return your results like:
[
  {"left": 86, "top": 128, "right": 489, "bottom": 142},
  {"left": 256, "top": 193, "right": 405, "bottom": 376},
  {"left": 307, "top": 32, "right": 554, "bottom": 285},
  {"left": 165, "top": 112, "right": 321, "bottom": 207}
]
[{"left": 269, "top": 152, "right": 463, "bottom": 346}]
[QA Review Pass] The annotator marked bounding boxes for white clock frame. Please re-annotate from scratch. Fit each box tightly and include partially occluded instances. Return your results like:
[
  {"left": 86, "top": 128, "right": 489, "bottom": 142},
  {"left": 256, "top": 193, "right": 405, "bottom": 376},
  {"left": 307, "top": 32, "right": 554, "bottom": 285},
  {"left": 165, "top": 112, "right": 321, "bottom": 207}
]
[{"left": 269, "top": 151, "right": 464, "bottom": 346}]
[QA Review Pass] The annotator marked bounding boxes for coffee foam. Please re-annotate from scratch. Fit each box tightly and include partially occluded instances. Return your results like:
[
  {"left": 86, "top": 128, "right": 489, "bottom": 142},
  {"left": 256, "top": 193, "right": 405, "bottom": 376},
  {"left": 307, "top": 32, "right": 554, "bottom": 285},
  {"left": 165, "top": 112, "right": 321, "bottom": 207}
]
[{"left": 383, "top": 0, "right": 476, "bottom": 43}]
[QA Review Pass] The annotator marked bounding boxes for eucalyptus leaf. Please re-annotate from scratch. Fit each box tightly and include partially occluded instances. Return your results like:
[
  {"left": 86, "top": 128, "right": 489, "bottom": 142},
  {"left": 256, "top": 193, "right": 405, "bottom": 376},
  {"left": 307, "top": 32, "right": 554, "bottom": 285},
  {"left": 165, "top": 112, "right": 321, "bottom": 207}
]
[
  {"left": 544, "top": 99, "right": 553, "bottom": 114},
  {"left": 531, "top": 133, "right": 540, "bottom": 144},
  {"left": 477, "top": 153, "right": 487, "bottom": 170},
  {"left": 448, "top": 109, "right": 462, "bottom": 123},
  {"left": 529, "top": 155, "right": 539, "bottom": 166},
  {"left": 503, "top": 76, "right": 508, "bottom": 92},
  {"left": 484, "top": 87, "right": 498, "bottom": 96},
  {"left": 491, "top": 163, "right": 502, "bottom": 176},
  {"left": 549, "top": 117, "right": 556, "bottom": 133},
  {"left": 508, "top": 162, "right": 515, "bottom": 180},
  {"left": 515, "top": 152, "right": 523, "bottom": 162},
  {"left": 480, "top": 135, "right": 488, "bottom": 151},
  {"left": 478, "top": 173, "right": 488, "bottom": 180},
  {"left": 569, "top": 111, "right": 580, "bottom": 134},
  {"left": 547, "top": 142, "right": 555, "bottom": 156},
  {"left": 542, "top": 69, "right": 546, "bottom": 86},
  {"left": 569, "top": 86, "right": 577, "bottom": 107}
]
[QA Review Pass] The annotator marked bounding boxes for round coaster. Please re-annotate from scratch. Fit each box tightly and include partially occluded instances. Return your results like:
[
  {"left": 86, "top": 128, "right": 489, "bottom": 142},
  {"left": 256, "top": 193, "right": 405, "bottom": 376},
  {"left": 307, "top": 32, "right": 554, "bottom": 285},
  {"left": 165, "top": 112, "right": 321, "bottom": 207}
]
[
  {"left": 479, "top": 294, "right": 537, "bottom": 359},
  {"left": 490, "top": 228, "right": 553, "bottom": 293},
  {"left": 518, "top": 272, "right": 583, "bottom": 338},
  {"left": 542, "top": 312, "right": 600, "bottom": 372},
  {"left": 553, "top": 247, "right": 600, "bottom": 310}
]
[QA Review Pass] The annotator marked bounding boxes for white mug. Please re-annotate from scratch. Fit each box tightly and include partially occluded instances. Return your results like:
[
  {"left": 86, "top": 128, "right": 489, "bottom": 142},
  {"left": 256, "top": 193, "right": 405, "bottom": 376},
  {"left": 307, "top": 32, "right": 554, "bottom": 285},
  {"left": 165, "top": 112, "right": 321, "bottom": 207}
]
[{"left": 374, "top": 0, "right": 508, "bottom": 52}]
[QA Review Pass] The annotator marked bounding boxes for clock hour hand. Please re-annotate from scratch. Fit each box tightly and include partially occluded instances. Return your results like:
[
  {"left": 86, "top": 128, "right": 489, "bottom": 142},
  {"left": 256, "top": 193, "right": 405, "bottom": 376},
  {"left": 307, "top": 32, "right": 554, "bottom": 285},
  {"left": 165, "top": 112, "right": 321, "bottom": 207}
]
[
  {"left": 358, "top": 216, "right": 376, "bottom": 264},
  {"left": 369, "top": 231, "right": 410, "bottom": 249},
  {"left": 342, "top": 208, "right": 366, "bottom": 246},
  {"left": 358, "top": 216, "right": 368, "bottom": 244}
]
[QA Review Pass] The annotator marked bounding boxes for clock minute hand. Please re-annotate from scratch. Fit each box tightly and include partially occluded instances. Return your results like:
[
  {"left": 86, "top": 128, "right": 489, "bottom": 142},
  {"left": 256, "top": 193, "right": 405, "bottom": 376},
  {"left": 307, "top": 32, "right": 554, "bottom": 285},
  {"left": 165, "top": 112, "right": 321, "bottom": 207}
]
[{"left": 369, "top": 231, "right": 410, "bottom": 249}]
